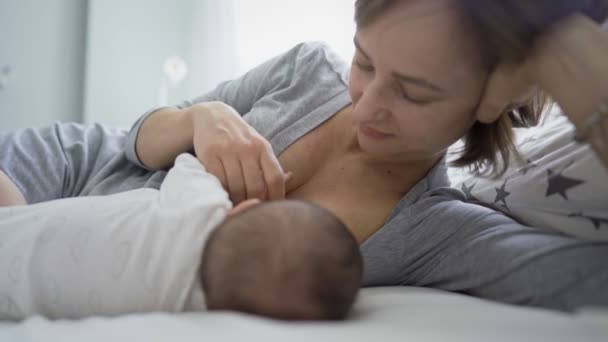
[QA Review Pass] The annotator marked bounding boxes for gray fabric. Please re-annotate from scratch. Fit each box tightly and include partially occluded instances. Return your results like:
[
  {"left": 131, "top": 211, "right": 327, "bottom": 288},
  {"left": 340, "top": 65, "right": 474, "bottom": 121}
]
[
  {"left": 126, "top": 41, "right": 352, "bottom": 166},
  {"left": 0, "top": 123, "right": 165, "bottom": 204},
  {"left": 1, "top": 42, "right": 606, "bottom": 311}
]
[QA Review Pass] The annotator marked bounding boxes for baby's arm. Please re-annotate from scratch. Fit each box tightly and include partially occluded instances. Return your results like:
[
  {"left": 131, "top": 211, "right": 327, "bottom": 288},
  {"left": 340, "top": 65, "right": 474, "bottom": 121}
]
[
  {"left": 0, "top": 154, "right": 229, "bottom": 320},
  {"left": 0, "top": 194, "right": 161, "bottom": 320},
  {"left": 159, "top": 153, "right": 232, "bottom": 212},
  {"left": 0, "top": 170, "right": 26, "bottom": 207},
  {"left": 0, "top": 187, "right": 215, "bottom": 320}
]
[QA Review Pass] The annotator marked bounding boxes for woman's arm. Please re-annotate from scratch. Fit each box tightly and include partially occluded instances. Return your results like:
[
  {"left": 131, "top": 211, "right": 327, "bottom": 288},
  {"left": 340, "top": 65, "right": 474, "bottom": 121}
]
[
  {"left": 134, "top": 101, "right": 288, "bottom": 204},
  {"left": 134, "top": 107, "right": 194, "bottom": 171},
  {"left": 128, "top": 43, "right": 325, "bottom": 204},
  {"left": 126, "top": 43, "right": 301, "bottom": 171},
  {"left": 475, "top": 14, "right": 608, "bottom": 167},
  {"left": 531, "top": 14, "right": 608, "bottom": 164},
  {"left": 362, "top": 190, "right": 608, "bottom": 311},
  {"left": 0, "top": 170, "right": 26, "bottom": 206}
]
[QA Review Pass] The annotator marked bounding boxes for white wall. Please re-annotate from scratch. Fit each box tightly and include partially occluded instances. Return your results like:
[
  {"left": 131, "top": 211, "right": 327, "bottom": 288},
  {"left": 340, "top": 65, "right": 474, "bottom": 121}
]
[
  {"left": 186, "top": 0, "right": 239, "bottom": 99},
  {"left": 232, "top": 0, "right": 355, "bottom": 74},
  {"left": 83, "top": 0, "right": 194, "bottom": 128},
  {"left": 83, "top": 0, "right": 356, "bottom": 128},
  {"left": 0, "top": 1, "right": 357, "bottom": 132},
  {"left": 0, "top": 0, "right": 87, "bottom": 133}
]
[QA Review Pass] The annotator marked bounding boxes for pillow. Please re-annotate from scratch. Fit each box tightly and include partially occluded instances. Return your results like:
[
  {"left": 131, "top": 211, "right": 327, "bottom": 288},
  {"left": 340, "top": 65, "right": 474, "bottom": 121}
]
[{"left": 448, "top": 106, "right": 608, "bottom": 241}]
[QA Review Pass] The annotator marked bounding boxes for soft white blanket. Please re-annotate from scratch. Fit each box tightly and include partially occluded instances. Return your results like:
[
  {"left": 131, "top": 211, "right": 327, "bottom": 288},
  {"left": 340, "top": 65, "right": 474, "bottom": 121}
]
[{"left": 1, "top": 287, "right": 606, "bottom": 342}]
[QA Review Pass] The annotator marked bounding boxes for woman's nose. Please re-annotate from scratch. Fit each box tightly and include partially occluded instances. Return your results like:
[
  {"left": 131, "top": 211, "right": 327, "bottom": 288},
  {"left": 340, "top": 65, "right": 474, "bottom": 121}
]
[{"left": 353, "top": 81, "right": 391, "bottom": 122}]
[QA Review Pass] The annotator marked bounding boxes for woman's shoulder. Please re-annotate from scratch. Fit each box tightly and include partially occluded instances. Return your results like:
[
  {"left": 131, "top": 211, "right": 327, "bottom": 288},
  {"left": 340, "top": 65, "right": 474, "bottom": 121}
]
[
  {"left": 281, "top": 41, "right": 350, "bottom": 85},
  {"left": 242, "top": 42, "right": 352, "bottom": 152}
]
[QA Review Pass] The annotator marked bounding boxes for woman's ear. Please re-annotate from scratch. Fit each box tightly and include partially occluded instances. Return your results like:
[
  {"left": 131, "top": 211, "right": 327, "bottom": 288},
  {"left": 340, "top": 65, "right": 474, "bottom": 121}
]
[
  {"left": 476, "top": 61, "right": 537, "bottom": 124},
  {"left": 228, "top": 198, "right": 261, "bottom": 216}
]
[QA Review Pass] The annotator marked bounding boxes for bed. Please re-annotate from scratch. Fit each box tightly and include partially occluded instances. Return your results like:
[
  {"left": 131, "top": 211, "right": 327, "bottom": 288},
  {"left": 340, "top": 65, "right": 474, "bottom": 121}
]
[
  {"left": 1, "top": 287, "right": 607, "bottom": 342},
  {"left": 1, "top": 107, "right": 607, "bottom": 341}
]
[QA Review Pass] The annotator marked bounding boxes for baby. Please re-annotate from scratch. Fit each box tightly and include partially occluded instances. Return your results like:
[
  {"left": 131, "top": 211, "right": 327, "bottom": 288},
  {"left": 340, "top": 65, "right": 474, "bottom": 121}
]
[{"left": 0, "top": 154, "right": 362, "bottom": 321}]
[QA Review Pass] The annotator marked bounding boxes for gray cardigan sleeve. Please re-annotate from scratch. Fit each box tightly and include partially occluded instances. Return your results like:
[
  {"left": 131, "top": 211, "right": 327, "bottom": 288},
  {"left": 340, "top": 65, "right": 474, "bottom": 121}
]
[
  {"left": 361, "top": 188, "right": 608, "bottom": 311},
  {"left": 124, "top": 42, "right": 333, "bottom": 169}
]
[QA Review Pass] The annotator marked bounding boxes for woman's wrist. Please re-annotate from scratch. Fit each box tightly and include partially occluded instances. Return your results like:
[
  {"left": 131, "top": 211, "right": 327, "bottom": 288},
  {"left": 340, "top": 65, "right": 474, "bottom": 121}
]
[
  {"left": 135, "top": 106, "right": 196, "bottom": 169},
  {"left": 183, "top": 105, "right": 200, "bottom": 144}
]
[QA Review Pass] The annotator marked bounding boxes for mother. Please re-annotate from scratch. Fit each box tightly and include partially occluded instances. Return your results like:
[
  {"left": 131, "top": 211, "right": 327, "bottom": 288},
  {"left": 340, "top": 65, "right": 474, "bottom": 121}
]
[{"left": 1, "top": 0, "right": 608, "bottom": 310}]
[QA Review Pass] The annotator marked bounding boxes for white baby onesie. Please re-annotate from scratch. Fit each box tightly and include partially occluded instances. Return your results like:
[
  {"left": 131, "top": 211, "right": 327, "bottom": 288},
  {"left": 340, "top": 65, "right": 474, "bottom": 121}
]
[{"left": 0, "top": 153, "right": 232, "bottom": 320}]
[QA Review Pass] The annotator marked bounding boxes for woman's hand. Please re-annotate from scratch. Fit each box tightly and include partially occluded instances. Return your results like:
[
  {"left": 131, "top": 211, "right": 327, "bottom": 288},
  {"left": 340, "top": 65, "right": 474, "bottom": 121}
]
[
  {"left": 474, "top": 14, "right": 608, "bottom": 167},
  {"left": 188, "top": 101, "right": 290, "bottom": 204},
  {"left": 473, "top": 60, "right": 537, "bottom": 125}
]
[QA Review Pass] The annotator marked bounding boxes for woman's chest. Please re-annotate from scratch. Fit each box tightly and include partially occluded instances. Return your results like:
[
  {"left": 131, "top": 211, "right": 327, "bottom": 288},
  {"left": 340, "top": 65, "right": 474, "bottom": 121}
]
[
  {"left": 277, "top": 116, "right": 402, "bottom": 243},
  {"left": 285, "top": 169, "right": 400, "bottom": 243}
]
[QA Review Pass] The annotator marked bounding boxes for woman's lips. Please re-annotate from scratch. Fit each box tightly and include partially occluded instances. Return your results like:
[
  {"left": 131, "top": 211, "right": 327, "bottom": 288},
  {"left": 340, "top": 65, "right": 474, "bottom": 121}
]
[{"left": 359, "top": 124, "right": 392, "bottom": 140}]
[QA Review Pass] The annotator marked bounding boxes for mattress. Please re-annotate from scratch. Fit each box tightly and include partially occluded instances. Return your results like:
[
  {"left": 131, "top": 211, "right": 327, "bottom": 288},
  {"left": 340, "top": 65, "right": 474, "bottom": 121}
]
[{"left": 1, "top": 287, "right": 606, "bottom": 342}]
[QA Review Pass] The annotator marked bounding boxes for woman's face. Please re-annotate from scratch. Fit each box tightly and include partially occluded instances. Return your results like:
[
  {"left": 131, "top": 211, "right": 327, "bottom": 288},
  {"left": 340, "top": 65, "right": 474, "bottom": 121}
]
[{"left": 349, "top": 0, "right": 488, "bottom": 164}]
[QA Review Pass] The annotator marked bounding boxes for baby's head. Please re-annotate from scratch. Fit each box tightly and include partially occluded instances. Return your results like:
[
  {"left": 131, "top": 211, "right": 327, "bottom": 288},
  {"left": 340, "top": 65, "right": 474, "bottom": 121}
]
[{"left": 199, "top": 200, "right": 362, "bottom": 320}]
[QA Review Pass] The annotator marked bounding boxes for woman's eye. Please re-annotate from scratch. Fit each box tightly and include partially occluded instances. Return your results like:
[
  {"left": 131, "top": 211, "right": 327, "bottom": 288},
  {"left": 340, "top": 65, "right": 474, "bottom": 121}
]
[
  {"left": 355, "top": 60, "right": 374, "bottom": 72},
  {"left": 401, "top": 91, "right": 431, "bottom": 105}
]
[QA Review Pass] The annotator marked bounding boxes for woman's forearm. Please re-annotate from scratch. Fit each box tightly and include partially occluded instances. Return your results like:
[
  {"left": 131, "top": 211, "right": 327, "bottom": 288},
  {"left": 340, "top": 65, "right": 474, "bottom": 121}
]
[
  {"left": 135, "top": 107, "right": 195, "bottom": 170},
  {"left": 0, "top": 170, "right": 26, "bottom": 206},
  {"left": 534, "top": 14, "right": 608, "bottom": 126}
]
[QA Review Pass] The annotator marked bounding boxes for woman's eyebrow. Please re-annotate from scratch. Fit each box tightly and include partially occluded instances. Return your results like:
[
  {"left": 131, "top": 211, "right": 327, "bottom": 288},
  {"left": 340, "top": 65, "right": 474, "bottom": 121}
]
[{"left": 353, "top": 37, "right": 444, "bottom": 93}]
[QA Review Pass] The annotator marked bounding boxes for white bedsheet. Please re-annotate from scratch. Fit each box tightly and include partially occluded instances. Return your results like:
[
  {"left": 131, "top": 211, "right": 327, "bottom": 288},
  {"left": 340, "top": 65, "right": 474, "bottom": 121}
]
[{"left": 1, "top": 287, "right": 606, "bottom": 342}]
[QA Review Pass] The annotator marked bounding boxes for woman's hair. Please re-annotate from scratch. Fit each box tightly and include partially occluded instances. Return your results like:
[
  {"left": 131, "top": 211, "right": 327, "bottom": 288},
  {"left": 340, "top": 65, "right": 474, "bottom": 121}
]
[{"left": 354, "top": 0, "right": 608, "bottom": 176}]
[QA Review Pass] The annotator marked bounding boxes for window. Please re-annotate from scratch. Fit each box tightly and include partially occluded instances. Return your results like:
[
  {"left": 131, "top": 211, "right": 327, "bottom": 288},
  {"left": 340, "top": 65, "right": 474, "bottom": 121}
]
[{"left": 231, "top": 0, "right": 356, "bottom": 74}]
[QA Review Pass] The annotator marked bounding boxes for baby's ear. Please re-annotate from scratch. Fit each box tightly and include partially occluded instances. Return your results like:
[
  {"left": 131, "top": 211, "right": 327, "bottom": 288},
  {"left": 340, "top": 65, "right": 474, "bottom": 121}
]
[{"left": 228, "top": 198, "right": 261, "bottom": 216}]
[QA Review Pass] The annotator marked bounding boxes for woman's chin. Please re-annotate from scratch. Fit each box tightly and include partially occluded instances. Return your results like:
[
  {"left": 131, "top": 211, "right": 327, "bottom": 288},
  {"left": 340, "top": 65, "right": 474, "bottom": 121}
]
[{"left": 356, "top": 131, "right": 393, "bottom": 157}]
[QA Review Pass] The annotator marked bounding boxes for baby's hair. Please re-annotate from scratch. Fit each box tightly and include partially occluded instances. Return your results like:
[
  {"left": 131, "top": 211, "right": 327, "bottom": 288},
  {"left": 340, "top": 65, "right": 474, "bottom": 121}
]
[{"left": 199, "top": 200, "right": 363, "bottom": 320}]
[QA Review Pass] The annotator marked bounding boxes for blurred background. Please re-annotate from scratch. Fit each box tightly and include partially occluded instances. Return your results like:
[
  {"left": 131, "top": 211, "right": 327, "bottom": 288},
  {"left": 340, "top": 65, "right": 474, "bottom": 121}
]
[{"left": 0, "top": 0, "right": 355, "bottom": 132}]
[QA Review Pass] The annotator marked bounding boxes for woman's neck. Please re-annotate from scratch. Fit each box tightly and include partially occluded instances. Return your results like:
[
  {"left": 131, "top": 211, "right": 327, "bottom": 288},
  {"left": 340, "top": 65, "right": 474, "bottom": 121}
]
[{"left": 334, "top": 106, "right": 442, "bottom": 194}]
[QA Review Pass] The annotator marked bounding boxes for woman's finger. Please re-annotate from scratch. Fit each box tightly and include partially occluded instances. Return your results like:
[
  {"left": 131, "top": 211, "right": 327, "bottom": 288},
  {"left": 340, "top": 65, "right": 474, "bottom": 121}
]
[
  {"left": 259, "top": 147, "right": 287, "bottom": 201},
  {"left": 199, "top": 155, "right": 227, "bottom": 191},
  {"left": 222, "top": 156, "right": 247, "bottom": 204},
  {"left": 240, "top": 153, "right": 267, "bottom": 201}
]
